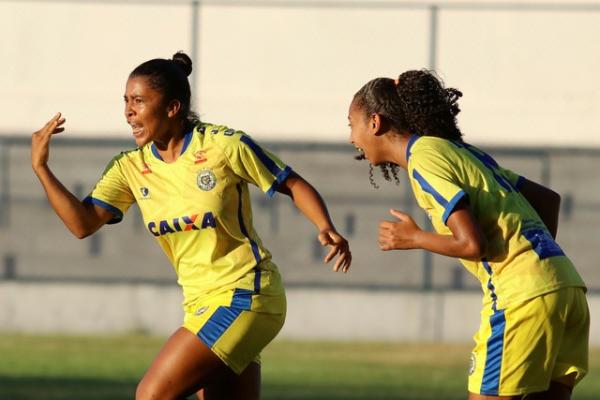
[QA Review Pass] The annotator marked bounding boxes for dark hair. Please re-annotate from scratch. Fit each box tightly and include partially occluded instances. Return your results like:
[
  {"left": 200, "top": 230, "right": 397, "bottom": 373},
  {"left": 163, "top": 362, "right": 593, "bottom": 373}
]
[
  {"left": 353, "top": 70, "right": 463, "bottom": 187},
  {"left": 129, "top": 51, "right": 199, "bottom": 127}
]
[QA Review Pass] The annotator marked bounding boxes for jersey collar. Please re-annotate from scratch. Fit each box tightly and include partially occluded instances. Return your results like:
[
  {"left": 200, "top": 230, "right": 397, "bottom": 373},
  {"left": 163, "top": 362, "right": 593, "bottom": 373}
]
[
  {"left": 151, "top": 130, "right": 194, "bottom": 162},
  {"left": 405, "top": 134, "right": 420, "bottom": 162}
]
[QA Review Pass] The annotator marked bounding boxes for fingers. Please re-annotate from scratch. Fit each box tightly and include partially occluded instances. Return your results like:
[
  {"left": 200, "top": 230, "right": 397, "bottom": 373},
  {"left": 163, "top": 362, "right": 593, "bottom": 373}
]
[
  {"left": 333, "top": 250, "right": 352, "bottom": 273},
  {"left": 389, "top": 208, "right": 406, "bottom": 218},
  {"left": 36, "top": 113, "right": 65, "bottom": 136},
  {"left": 319, "top": 231, "right": 351, "bottom": 273}
]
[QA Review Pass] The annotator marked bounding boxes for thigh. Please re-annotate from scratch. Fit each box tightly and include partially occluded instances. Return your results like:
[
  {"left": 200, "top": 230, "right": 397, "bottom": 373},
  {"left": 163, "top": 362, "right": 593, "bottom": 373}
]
[
  {"left": 136, "top": 328, "right": 231, "bottom": 400},
  {"left": 185, "top": 289, "right": 286, "bottom": 375},
  {"left": 196, "top": 361, "right": 260, "bottom": 400},
  {"left": 552, "top": 288, "right": 589, "bottom": 388},
  {"left": 469, "top": 291, "right": 567, "bottom": 397}
]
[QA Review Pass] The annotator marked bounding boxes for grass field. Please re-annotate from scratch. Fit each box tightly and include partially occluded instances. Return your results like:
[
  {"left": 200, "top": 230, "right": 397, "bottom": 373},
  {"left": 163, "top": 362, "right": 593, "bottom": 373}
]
[{"left": 0, "top": 334, "right": 597, "bottom": 400}]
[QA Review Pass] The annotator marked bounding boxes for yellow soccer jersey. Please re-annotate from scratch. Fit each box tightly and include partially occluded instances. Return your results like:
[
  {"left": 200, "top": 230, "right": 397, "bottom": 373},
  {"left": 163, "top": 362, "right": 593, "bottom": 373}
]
[
  {"left": 84, "top": 122, "right": 291, "bottom": 311},
  {"left": 406, "top": 135, "right": 585, "bottom": 310}
]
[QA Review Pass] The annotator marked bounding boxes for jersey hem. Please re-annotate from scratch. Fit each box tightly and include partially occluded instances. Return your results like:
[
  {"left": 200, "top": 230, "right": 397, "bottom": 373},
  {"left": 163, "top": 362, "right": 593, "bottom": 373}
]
[
  {"left": 82, "top": 196, "right": 123, "bottom": 224},
  {"left": 491, "top": 283, "right": 587, "bottom": 310}
]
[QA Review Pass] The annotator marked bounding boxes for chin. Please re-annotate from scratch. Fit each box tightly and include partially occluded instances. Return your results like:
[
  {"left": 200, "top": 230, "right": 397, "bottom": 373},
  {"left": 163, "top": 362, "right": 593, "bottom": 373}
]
[{"left": 134, "top": 136, "right": 150, "bottom": 147}]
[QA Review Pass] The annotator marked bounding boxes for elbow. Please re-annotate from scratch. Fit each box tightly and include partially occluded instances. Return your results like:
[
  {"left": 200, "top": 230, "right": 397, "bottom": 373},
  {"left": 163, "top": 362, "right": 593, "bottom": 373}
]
[
  {"left": 462, "top": 237, "right": 487, "bottom": 260},
  {"left": 69, "top": 224, "right": 96, "bottom": 240}
]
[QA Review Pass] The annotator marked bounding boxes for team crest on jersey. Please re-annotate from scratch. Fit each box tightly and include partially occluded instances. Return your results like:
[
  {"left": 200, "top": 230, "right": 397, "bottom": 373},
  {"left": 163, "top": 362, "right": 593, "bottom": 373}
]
[
  {"left": 469, "top": 352, "right": 476, "bottom": 375},
  {"left": 197, "top": 170, "right": 217, "bottom": 191},
  {"left": 140, "top": 187, "right": 151, "bottom": 199}
]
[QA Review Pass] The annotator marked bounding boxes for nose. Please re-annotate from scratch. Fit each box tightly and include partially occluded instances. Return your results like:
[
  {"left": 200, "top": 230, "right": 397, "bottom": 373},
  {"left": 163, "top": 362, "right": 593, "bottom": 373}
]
[{"left": 124, "top": 102, "right": 134, "bottom": 119}]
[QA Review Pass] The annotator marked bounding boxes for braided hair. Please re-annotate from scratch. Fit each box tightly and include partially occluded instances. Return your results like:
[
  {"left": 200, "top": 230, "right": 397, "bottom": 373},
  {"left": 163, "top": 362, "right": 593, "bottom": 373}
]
[{"left": 352, "top": 70, "right": 463, "bottom": 187}]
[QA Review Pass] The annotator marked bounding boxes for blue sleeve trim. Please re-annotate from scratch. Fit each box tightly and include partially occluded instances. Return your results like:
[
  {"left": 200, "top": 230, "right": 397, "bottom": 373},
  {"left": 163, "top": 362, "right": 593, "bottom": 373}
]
[
  {"left": 515, "top": 175, "right": 525, "bottom": 190},
  {"left": 83, "top": 196, "right": 123, "bottom": 224},
  {"left": 266, "top": 166, "right": 292, "bottom": 198},
  {"left": 442, "top": 190, "right": 467, "bottom": 225},
  {"left": 240, "top": 135, "right": 283, "bottom": 178},
  {"left": 412, "top": 169, "right": 448, "bottom": 208},
  {"left": 521, "top": 227, "right": 565, "bottom": 260}
]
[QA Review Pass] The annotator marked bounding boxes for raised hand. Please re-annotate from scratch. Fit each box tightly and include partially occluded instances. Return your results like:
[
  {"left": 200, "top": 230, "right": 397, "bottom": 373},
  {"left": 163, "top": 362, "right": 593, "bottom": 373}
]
[
  {"left": 318, "top": 229, "right": 352, "bottom": 273},
  {"left": 31, "top": 113, "right": 66, "bottom": 172}
]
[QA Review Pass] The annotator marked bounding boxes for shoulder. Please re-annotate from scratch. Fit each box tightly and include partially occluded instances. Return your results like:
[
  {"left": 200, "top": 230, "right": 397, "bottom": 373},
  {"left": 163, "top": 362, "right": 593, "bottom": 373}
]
[
  {"left": 105, "top": 147, "right": 142, "bottom": 168},
  {"left": 196, "top": 122, "right": 259, "bottom": 154},
  {"left": 412, "top": 136, "right": 460, "bottom": 155},
  {"left": 409, "top": 136, "right": 460, "bottom": 167},
  {"left": 196, "top": 122, "right": 247, "bottom": 143}
]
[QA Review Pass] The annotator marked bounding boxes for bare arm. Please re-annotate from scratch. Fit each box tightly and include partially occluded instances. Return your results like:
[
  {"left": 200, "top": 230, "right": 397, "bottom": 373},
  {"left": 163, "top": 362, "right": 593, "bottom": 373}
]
[
  {"left": 379, "top": 200, "right": 487, "bottom": 260},
  {"left": 276, "top": 171, "right": 351, "bottom": 272},
  {"left": 518, "top": 178, "right": 560, "bottom": 238},
  {"left": 31, "top": 113, "right": 113, "bottom": 239}
]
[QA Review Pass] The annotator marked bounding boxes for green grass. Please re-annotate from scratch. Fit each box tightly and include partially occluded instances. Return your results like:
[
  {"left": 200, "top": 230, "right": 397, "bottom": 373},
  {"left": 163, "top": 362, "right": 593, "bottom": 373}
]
[{"left": 0, "top": 334, "right": 597, "bottom": 399}]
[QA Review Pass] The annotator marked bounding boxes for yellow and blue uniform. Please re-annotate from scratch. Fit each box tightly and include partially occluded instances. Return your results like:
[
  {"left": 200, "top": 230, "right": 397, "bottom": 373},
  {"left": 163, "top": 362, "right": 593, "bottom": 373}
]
[
  {"left": 406, "top": 135, "right": 588, "bottom": 396},
  {"left": 84, "top": 122, "right": 290, "bottom": 373}
]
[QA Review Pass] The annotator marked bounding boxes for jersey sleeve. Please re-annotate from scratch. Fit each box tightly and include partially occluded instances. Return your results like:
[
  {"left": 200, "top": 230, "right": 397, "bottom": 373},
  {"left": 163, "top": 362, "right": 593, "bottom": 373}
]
[
  {"left": 225, "top": 133, "right": 292, "bottom": 197},
  {"left": 408, "top": 150, "right": 467, "bottom": 225},
  {"left": 498, "top": 166, "right": 526, "bottom": 190},
  {"left": 83, "top": 154, "right": 135, "bottom": 224}
]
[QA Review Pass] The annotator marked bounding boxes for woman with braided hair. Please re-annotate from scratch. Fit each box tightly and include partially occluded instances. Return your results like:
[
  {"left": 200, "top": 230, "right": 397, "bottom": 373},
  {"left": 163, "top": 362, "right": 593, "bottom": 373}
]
[
  {"left": 348, "top": 70, "right": 588, "bottom": 399},
  {"left": 31, "top": 51, "right": 351, "bottom": 399}
]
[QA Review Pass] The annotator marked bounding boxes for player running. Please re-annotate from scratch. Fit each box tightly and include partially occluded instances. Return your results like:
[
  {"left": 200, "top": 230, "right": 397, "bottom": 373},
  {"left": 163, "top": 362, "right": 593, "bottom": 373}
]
[
  {"left": 31, "top": 51, "right": 351, "bottom": 400},
  {"left": 348, "top": 70, "right": 588, "bottom": 400}
]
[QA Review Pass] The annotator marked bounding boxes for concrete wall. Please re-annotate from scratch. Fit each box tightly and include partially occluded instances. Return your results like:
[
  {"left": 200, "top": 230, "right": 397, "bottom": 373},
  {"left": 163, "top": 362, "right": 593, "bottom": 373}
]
[
  {"left": 1, "top": 282, "right": 598, "bottom": 346},
  {"left": 1, "top": 0, "right": 600, "bottom": 146}
]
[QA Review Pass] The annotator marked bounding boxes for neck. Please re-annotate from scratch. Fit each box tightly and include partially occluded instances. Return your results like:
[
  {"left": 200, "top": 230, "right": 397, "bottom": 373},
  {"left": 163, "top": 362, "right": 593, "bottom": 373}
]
[
  {"left": 154, "top": 124, "right": 188, "bottom": 163},
  {"left": 379, "top": 131, "right": 412, "bottom": 170}
]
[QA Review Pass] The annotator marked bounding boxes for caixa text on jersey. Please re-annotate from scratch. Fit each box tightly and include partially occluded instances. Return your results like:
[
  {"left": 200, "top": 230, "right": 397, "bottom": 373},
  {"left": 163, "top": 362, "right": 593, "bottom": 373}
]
[{"left": 147, "top": 212, "right": 217, "bottom": 237}]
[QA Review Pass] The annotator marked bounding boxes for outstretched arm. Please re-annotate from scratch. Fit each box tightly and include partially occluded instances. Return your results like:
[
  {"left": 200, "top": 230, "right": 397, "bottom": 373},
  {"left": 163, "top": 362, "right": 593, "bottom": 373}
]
[
  {"left": 31, "top": 113, "right": 113, "bottom": 239},
  {"left": 379, "top": 200, "right": 487, "bottom": 260},
  {"left": 276, "top": 171, "right": 351, "bottom": 273},
  {"left": 518, "top": 178, "right": 560, "bottom": 239}
]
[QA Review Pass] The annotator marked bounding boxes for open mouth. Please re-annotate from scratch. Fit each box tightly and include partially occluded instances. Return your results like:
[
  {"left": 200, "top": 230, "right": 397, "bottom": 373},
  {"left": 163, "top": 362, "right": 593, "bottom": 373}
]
[
  {"left": 354, "top": 146, "right": 366, "bottom": 161},
  {"left": 130, "top": 123, "right": 143, "bottom": 137}
]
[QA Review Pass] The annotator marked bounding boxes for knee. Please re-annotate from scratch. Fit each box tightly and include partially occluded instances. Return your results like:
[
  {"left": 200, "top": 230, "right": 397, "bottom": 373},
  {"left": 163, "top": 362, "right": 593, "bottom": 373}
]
[{"left": 135, "top": 378, "right": 170, "bottom": 400}]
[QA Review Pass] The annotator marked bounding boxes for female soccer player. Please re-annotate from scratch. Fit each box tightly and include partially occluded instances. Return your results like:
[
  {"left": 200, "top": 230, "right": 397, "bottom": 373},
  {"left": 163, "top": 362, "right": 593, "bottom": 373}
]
[
  {"left": 348, "top": 70, "right": 588, "bottom": 400},
  {"left": 31, "top": 51, "right": 351, "bottom": 400}
]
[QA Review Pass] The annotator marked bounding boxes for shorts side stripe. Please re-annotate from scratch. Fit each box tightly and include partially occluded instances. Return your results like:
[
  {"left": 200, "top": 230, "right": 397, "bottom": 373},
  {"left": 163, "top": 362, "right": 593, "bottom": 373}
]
[
  {"left": 481, "top": 309, "right": 506, "bottom": 395},
  {"left": 198, "top": 289, "right": 253, "bottom": 348}
]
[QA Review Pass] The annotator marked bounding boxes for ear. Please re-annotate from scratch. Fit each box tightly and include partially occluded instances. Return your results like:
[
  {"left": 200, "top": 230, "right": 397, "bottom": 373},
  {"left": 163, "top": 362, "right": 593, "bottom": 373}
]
[
  {"left": 370, "top": 113, "right": 384, "bottom": 136},
  {"left": 166, "top": 99, "right": 182, "bottom": 118}
]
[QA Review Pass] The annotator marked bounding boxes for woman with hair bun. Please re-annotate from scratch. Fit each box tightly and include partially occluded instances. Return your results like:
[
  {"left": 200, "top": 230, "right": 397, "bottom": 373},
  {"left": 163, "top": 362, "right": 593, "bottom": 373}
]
[
  {"left": 348, "top": 70, "right": 588, "bottom": 400},
  {"left": 31, "top": 51, "right": 351, "bottom": 399}
]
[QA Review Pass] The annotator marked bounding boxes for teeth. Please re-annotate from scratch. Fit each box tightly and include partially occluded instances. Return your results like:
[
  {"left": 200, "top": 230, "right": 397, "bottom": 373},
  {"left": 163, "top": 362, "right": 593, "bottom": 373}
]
[{"left": 131, "top": 124, "right": 143, "bottom": 136}]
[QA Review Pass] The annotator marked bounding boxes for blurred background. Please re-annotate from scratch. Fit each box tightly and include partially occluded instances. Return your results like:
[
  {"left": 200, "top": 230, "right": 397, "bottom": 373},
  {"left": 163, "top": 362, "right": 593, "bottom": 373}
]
[{"left": 0, "top": 0, "right": 599, "bottom": 399}]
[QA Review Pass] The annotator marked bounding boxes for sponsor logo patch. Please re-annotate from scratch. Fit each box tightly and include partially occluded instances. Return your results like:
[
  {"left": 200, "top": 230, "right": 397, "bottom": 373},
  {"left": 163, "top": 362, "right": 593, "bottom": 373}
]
[
  {"left": 140, "top": 187, "right": 151, "bottom": 199},
  {"left": 469, "top": 352, "right": 476, "bottom": 375},
  {"left": 141, "top": 162, "right": 152, "bottom": 175},
  {"left": 147, "top": 212, "right": 217, "bottom": 237},
  {"left": 194, "top": 150, "right": 207, "bottom": 164},
  {"left": 194, "top": 306, "right": 209, "bottom": 316}
]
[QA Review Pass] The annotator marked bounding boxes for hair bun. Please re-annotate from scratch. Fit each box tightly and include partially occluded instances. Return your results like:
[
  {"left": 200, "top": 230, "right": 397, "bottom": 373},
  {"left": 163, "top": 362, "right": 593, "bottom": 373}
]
[{"left": 172, "top": 51, "right": 193, "bottom": 77}]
